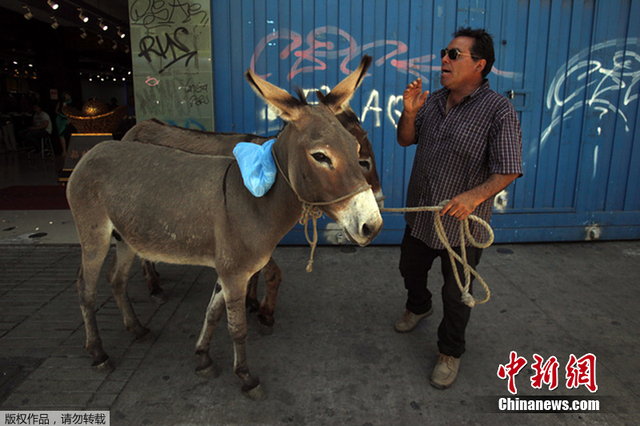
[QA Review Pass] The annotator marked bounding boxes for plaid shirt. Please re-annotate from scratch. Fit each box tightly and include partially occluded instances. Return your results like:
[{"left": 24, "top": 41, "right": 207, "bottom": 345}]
[{"left": 405, "top": 80, "right": 523, "bottom": 249}]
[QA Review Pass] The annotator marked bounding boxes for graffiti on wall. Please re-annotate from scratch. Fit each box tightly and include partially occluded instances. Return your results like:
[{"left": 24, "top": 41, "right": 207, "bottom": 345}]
[
  {"left": 251, "top": 26, "right": 516, "bottom": 82},
  {"left": 129, "top": 0, "right": 213, "bottom": 130},
  {"left": 250, "top": 26, "right": 517, "bottom": 130},
  {"left": 541, "top": 38, "right": 640, "bottom": 147}
]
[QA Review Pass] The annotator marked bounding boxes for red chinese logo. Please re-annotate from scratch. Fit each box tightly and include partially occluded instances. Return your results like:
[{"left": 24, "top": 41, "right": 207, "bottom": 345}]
[
  {"left": 531, "top": 354, "right": 559, "bottom": 391},
  {"left": 566, "top": 353, "right": 598, "bottom": 393},
  {"left": 497, "top": 351, "right": 528, "bottom": 395},
  {"left": 498, "top": 352, "right": 598, "bottom": 394}
]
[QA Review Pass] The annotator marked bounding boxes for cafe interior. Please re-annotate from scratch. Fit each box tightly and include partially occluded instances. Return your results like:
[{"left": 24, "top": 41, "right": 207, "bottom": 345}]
[{"left": 0, "top": 0, "right": 132, "bottom": 188}]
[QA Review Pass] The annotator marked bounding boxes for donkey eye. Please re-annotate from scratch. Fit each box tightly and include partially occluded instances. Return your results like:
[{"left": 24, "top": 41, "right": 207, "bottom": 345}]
[
  {"left": 311, "top": 152, "right": 333, "bottom": 166},
  {"left": 359, "top": 159, "right": 372, "bottom": 172}
]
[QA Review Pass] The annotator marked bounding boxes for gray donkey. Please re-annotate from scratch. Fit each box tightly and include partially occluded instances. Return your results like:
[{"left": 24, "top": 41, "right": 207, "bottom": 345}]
[
  {"left": 66, "top": 58, "right": 382, "bottom": 400},
  {"left": 119, "top": 57, "right": 382, "bottom": 332}
]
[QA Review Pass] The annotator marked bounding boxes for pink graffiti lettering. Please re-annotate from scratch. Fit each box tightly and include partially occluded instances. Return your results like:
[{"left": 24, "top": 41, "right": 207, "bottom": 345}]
[
  {"left": 251, "top": 26, "right": 513, "bottom": 82},
  {"left": 251, "top": 26, "right": 438, "bottom": 81}
]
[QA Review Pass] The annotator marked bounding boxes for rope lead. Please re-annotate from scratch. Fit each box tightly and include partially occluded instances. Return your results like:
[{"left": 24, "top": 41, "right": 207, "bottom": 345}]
[{"left": 381, "top": 200, "right": 494, "bottom": 307}]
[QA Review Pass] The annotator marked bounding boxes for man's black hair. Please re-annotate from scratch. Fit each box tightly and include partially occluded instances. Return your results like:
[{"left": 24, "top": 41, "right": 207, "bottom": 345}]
[{"left": 454, "top": 27, "right": 495, "bottom": 78}]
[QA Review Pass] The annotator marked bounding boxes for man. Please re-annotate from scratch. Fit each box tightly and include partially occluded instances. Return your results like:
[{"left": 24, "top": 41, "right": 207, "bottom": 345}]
[
  {"left": 21, "top": 104, "right": 52, "bottom": 151},
  {"left": 395, "top": 27, "right": 523, "bottom": 389}
]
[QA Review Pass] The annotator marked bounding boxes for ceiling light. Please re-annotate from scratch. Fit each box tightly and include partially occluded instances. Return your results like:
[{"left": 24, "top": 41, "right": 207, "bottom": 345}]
[
  {"left": 97, "top": 35, "right": 104, "bottom": 45},
  {"left": 78, "top": 8, "right": 89, "bottom": 23},
  {"left": 47, "top": 1, "right": 59, "bottom": 10},
  {"left": 50, "top": 17, "right": 59, "bottom": 29},
  {"left": 98, "top": 18, "right": 108, "bottom": 31},
  {"left": 23, "top": 5, "right": 33, "bottom": 20},
  {"left": 80, "top": 28, "right": 87, "bottom": 39},
  {"left": 117, "top": 27, "right": 126, "bottom": 39}
]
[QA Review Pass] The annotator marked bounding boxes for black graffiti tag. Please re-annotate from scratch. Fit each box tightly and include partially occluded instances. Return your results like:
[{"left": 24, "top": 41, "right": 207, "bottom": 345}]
[
  {"left": 130, "top": 0, "right": 209, "bottom": 29},
  {"left": 183, "top": 78, "right": 210, "bottom": 107},
  {"left": 138, "top": 27, "right": 197, "bottom": 73}
]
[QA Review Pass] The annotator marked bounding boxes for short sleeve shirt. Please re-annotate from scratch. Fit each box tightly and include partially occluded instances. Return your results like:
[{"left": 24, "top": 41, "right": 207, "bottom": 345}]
[
  {"left": 405, "top": 80, "right": 523, "bottom": 249},
  {"left": 33, "top": 111, "right": 52, "bottom": 134}
]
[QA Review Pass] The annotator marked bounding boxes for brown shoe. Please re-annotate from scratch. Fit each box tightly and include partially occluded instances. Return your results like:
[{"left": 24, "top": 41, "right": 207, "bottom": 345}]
[
  {"left": 430, "top": 353, "right": 461, "bottom": 389},
  {"left": 394, "top": 308, "right": 433, "bottom": 333}
]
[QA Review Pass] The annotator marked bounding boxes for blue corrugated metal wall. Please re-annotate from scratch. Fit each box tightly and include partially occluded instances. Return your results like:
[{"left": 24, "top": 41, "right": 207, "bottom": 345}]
[{"left": 211, "top": 0, "right": 640, "bottom": 244}]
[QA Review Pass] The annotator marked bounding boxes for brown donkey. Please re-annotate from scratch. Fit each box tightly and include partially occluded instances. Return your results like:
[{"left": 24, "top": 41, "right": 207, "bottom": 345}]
[
  {"left": 120, "top": 57, "right": 383, "bottom": 332},
  {"left": 66, "top": 60, "right": 382, "bottom": 399}
]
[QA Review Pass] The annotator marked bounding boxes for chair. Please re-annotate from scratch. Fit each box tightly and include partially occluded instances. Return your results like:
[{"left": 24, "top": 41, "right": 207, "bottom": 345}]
[{"left": 39, "top": 134, "right": 53, "bottom": 157}]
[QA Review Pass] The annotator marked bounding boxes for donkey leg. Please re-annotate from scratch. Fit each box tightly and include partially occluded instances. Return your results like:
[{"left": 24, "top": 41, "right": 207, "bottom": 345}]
[
  {"left": 110, "top": 241, "right": 150, "bottom": 339},
  {"left": 142, "top": 260, "right": 168, "bottom": 305},
  {"left": 257, "top": 257, "right": 283, "bottom": 333},
  {"left": 76, "top": 236, "right": 113, "bottom": 371},
  {"left": 224, "top": 280, "right": 266, "bottom": 400},
  {"left": 194, "top": 281, "right": 226, "bottom": 379},
  {"left": 245, "top": 272, "right": 260, "bottom": 313}
]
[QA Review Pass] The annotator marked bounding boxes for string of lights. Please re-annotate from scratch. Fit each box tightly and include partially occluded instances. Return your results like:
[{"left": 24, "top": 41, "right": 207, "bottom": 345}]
[
  {"left": 2, "top": 58, "right": 134, "bottom": 84},
  {"left": 10, "top": 1, "right": 133, "bottom": 84},
  {"left": 19, "top": 0, "right": 130, "bottom": 52}
]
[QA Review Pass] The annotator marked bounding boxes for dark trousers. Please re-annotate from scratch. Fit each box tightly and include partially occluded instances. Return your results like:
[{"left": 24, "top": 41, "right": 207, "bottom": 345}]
[{"left": 399, "top": 226, "right": 482, "bottom": 358}]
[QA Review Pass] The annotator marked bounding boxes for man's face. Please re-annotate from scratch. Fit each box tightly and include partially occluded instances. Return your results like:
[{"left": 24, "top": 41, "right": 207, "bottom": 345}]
[{"left": 440, "top": 36, "right": 483, "bottom": 91}]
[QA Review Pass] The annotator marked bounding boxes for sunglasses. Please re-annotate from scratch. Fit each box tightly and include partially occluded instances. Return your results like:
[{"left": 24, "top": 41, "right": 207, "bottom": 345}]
[{"left": 440, "top": 48, "right": 481, "bottom": 61}]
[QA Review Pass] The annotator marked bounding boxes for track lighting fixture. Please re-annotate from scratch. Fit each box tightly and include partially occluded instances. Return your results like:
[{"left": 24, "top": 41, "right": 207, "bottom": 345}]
[
  {"left": 97, "top": 35, "right": 104, "bottom": 45},
  {"left": 117, "top": 27, "right": 126, "bottom": 39},
  {"left": 80, "top": 28, "right": 87, "bottom": 39},
  {"left": 98, "top": 18, "right": 108, "bottom": 31},
  {"left": 23, "top": 5, "right": 33, "bottom": 20},
  {"left": 78, "top": 8, "right": 89, "bottom": 23},
  {"left": 50, "top": 16, "right": 59, "bottom": 29},
  {"left": 47, "top": 1, "right": 59, "bottom": 10},
  {"left": 112, "top": 41, "right": 118, "bottom": 50}
]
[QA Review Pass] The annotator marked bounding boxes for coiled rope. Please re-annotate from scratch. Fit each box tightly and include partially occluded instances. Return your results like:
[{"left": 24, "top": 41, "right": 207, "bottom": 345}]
[{"left": 380, "top": 201, "right": 494, "bottom": 307}]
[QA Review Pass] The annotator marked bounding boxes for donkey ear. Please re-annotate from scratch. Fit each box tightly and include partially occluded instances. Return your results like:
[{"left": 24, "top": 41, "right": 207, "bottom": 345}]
[
  {"left": 245, "top": 69, "right": 304, "bottom": 121},
  {"left": 321, "top": 55, "right": 372, "bottom": 113},
  {"left": 315, "top": 90, "right": 325, "bottom": 102}
]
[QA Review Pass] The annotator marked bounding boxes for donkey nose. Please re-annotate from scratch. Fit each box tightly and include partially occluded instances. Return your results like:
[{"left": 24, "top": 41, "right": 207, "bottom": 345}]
[
  {"left": 362, "top": 223, "right": 372, "bottom": 238},
  {"left": 361, "top": 215, "right": 383, "bottom": 243}
]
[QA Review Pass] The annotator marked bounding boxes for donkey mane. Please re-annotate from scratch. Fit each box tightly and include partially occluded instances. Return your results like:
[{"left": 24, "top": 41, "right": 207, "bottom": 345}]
[{"left": 293, "top": 86, "right": 309, "bottom": 105}]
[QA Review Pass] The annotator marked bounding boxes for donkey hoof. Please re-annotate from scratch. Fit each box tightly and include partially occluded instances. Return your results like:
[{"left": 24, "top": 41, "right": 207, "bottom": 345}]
[
  {"left": 242, "top": 383, "right": 267, "bottom": 401},
  {"left": 92, "top": 358, "right": 115, "bottom": 373},
  {"left": 246, "top": 299, "right": 260, "bottom": 313},
  {"left": 258, "top": 315, "right": 274, "bottom": 335},
  {"left": 151, "top": 291, "right": 168, "bottom": 305},
  {"left": 195, "top": 363, "right": 221, "bottom": 380},
  {"left": 133, "top": 326, "right": 151, "bottom": 340},
  {"left": 258, "top": 323, "right": 274, "bottom": 336}
]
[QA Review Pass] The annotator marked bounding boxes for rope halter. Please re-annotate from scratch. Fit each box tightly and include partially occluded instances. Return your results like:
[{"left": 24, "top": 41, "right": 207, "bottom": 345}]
[{"left": 272, "top": 144, "right": 371, "bottom": 272}]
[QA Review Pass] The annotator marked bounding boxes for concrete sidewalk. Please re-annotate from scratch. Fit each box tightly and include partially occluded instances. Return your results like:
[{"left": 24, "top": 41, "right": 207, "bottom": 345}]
[{"left": 0, "top": 238, "right": 639, "bottom": 425}]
